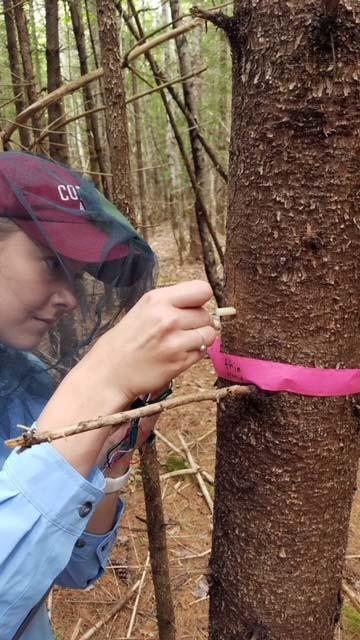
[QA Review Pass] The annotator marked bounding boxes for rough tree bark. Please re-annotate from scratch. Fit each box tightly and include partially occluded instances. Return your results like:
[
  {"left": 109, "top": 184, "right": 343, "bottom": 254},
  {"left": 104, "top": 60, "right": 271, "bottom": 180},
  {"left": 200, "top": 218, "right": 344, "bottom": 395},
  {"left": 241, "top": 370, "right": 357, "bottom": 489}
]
[
  {"left": 96, "top": 0, "right": 136, "bottom": 226},
  {"left": 206, "top": 2, "right": 360, "bottom": 640}
]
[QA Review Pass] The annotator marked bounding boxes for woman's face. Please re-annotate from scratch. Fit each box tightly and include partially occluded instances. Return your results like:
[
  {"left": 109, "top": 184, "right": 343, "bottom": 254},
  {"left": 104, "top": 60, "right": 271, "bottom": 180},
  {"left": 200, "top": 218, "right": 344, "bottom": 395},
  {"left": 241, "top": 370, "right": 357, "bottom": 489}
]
[{"left": 0, "top": 227, "right": 84, "bottom": 350}]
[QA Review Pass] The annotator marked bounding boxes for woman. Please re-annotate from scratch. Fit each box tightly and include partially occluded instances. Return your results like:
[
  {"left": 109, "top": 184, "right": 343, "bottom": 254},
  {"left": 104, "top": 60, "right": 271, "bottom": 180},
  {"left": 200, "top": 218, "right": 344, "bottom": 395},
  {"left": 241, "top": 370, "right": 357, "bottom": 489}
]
[{"left": 0, "top": 152, "right": 216, "bottom": 639}]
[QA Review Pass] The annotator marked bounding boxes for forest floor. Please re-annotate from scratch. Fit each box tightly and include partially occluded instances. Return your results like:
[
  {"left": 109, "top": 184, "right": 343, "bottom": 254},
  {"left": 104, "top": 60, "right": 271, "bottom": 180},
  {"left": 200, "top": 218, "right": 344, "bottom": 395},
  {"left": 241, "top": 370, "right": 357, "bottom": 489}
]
[{"left": 53, "top": 223, "right": 360, "bottom": 640}]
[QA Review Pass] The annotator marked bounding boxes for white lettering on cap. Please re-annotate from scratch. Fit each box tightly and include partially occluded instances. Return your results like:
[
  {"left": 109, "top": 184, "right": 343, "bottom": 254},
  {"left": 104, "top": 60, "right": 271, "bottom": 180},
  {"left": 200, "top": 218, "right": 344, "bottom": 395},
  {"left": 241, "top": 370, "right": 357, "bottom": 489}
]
[{"left": 57, "top": 184, "right": 85, "bottom": 210}]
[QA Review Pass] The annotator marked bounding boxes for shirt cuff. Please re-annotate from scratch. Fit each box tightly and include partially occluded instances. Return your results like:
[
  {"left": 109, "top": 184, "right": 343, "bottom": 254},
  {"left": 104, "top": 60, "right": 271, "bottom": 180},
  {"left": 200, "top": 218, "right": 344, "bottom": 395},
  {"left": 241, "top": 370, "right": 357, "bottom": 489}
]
[
  {"left": 3, "top": 443, "right": 106, "bottom": 538},
  {"left": 74, "top": 499, "right": 125, "bottom": 564}
]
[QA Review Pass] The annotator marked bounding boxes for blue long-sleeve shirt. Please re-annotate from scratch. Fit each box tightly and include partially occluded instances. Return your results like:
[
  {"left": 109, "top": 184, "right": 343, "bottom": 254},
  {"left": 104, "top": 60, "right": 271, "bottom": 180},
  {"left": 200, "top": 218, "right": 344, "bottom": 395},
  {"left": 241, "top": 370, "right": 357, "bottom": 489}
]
[{"left": 0, "top": 346, "right": 124, "bottom": 640}]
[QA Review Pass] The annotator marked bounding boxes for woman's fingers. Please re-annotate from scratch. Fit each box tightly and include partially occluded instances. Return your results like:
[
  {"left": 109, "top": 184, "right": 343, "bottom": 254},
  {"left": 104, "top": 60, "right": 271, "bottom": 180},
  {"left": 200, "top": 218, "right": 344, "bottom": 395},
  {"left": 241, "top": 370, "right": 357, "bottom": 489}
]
[
  {"left": 158, "top": 280, "right": 213, "bottom": 309},
  {"left": 173, "top": 307, "right": 214, "bottom": 331},
  {"left": 183, "top": 325, "right": 217, "bottom": 351}
]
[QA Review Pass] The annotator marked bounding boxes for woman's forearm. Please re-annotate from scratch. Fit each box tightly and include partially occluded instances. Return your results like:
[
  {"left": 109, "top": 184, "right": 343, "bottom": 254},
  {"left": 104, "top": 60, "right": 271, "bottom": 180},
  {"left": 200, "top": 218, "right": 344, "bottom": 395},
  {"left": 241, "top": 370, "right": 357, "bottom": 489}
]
[{"left": 36, "top": 357, "right": 133, "bottom": 478}]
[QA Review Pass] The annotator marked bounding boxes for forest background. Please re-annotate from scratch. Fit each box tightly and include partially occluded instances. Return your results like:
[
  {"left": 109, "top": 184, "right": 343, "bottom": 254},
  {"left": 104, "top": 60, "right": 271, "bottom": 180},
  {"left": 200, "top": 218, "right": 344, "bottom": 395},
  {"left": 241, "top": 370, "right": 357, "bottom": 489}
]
[
  {"left": 0, "top": 0, "right": 231, "bottom": 638},
  {"left": 3, "top": 1, "right": 360, "bottom": 640}
]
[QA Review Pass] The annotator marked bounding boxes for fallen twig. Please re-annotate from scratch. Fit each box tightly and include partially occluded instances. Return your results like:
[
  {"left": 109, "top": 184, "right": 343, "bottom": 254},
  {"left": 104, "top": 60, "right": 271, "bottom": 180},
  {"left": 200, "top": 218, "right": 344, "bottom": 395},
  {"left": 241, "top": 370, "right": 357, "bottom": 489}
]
[
  {"left": 77, "top": 581, "right": 140, "bottom": 640},
  {"left": 155, "top": 430, "right": 183, "bottom": 456},
  {"left": 178, "top": 433, "right": 214, "bottom": 513},
  {"left": 200, "top": 470, "right": 214, "bottom": 486},
  {"left": 127, "top": 555, "right": 150, "bottom": 638},
  {"left": 342, "top": 581, "right": 360, "bottom": 614},
  {"left": 70, "top": 618, "right": 82, "bottom": 640},
  {"left": 160, "top": 467, "right": 199, "bottom": 480},
  {"left": 6, "top": 385, "right": 250, "bottom": 449}
]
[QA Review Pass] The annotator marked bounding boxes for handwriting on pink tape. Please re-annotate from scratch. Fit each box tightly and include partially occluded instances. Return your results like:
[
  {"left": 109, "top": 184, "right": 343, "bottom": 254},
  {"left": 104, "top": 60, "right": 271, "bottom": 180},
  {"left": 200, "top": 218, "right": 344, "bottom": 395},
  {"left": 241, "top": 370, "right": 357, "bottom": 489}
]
[{"left": 208, "top": 338, "right": 360, "bottom": 397}]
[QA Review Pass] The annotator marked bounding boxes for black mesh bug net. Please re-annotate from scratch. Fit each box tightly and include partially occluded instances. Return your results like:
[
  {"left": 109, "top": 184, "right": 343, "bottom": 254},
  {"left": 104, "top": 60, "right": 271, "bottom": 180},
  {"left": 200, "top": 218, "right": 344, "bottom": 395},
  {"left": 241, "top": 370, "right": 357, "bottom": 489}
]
[{"left": 0, "top": 151, "right": 157, "bottom": 418}]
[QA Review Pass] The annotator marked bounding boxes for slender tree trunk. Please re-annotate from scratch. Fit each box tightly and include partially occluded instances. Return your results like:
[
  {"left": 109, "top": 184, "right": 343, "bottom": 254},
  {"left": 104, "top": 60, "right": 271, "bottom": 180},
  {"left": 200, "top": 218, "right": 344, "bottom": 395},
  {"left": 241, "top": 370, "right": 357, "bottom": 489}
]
[
  {"left": 209, "top": 2, "right": 360, "bottom": 640},
  {"left": 169, "top": 0, "right": 223, "bottom": 296},
  {"left": 124, "top": 2, "right": 224, "bottom": 303},
  {"left": 169, "top": 0, "right": 202, "bottom": 261},
  {"left": 140, "top": 442, "right": 176, "bottom": 640},
  {"left": 28, "top": 0, "right": 43, "bottom": 92},
  {"left": 45, "top": 0, "right": 69, "bottom": 163},
  {"left": 68, "top": 0, "right": 110, "bottom": 194},
  {"left": 94, "top": 4, "right": 176, "bottom": 636},
  {"left": 161, "top": 0, "right": 186, "bottom": 262},
  {"left": 3, "top": 0, "right": 30, "bottom": 149},
  {"left": 131, "top": 69, "right": 148, "bottom": 241},
  {"left": 13, "top": 0, "right": 45, "bottom": 148},
  {"left": 95, "top": 0, "right": 136, "bottom": 226}
]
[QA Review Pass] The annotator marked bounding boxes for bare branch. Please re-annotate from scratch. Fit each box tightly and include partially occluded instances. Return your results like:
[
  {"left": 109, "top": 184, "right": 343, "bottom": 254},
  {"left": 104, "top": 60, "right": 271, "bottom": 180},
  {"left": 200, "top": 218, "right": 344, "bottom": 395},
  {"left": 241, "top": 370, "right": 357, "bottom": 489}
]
[
  {"left": 178, "top": 432, "right": 213, "bottom": 513},
  {"left": 125, "top": 19, "right": 203, "bottom": 67},
  {"left": 190, "top": 6, "right": 234, "bottom": 31},
  {"left": 6, "top": 385, "right": 251, "bottom": 450},
  {"left": 77, "top": 580, "right": 140, "bottom": 640},
  {"left": 30, "top": 67, "right": 207, "bottom": 149}
]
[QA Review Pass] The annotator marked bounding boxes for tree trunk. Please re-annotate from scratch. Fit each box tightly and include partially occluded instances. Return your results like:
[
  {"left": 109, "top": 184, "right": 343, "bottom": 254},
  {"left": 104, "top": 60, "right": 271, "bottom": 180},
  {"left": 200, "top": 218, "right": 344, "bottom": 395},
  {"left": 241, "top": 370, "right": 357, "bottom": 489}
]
[
  {"left": 169, "top": 0, "right": 203, "bottom": 261},
  {"left": 45, "top": 0, "right": 69, "bottom": 163},
  {"left": 13, "top": 0, "right": 45, "bottom": 149},
  {"left": 95, "top": 0, "right": 136, "bottom": 226},
  {"left": 131, "top": 69, "right": 148, "bottom": 241},
  {"left": 124, "top": 3, "right": 224, "bottom": 304},
  {"left": 169, "top": 0, "right": 224, "bottom": 302},
  {"left": 161, "top": 0, "right": 186, "bottom": 263},
  {"left": 68, "top": 0, "right": 110, "bottom": 194},
  {"left": 209, "top": 2, "right": 360, "bottom": 640},
  {"left": 3, "top": 0, "right": 30, "bottom": 150},
  {"left": 140, "top": 442, "right": 176, "bottom": 640}
]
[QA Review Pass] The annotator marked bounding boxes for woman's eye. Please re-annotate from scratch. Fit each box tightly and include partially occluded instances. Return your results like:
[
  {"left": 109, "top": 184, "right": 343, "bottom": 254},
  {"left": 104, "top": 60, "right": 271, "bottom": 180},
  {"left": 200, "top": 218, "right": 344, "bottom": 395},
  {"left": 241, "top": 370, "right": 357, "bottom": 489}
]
[{"left": 44, "top": 257, "right": 63, "bottom": 274}]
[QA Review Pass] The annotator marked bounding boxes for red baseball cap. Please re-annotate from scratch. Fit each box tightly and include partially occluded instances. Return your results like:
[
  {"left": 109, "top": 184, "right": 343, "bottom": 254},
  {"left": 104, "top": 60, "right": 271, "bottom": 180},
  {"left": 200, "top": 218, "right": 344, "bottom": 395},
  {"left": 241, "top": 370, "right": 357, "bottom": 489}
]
[{"left": 0, "top": 152, "right": 156, "bottom": 292}]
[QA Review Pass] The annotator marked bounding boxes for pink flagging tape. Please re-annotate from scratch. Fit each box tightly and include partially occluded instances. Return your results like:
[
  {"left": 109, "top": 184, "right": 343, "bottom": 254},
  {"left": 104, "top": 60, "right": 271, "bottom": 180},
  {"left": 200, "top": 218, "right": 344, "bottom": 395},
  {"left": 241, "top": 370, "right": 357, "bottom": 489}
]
[{"left": 208, "top": 338, "right": 360, "bottom": 397}]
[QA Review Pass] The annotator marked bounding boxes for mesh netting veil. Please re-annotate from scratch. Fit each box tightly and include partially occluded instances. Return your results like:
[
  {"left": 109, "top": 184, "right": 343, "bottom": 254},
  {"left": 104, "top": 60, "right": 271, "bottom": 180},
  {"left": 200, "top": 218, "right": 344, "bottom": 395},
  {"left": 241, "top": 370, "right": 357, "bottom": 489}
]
[{"left": 0, "top": 151, "right": 157, "bottom": 389}]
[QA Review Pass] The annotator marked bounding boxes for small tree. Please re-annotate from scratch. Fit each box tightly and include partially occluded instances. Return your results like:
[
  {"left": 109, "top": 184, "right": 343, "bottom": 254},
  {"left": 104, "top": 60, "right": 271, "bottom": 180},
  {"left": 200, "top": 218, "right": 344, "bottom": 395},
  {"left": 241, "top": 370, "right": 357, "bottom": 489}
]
[{"left": 194, "top": 1, "right": 360, "bottom": 639}]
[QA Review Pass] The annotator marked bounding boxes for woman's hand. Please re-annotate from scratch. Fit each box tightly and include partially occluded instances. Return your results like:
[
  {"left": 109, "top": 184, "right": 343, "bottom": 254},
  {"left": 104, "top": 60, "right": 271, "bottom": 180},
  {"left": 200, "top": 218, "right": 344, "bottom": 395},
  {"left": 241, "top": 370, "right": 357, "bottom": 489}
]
[
  {"left": 37, "top": 280, "right": 216, "bottom": 477},
  {"left": 85, "top": 279, "right": 216, "bottom": 404}
]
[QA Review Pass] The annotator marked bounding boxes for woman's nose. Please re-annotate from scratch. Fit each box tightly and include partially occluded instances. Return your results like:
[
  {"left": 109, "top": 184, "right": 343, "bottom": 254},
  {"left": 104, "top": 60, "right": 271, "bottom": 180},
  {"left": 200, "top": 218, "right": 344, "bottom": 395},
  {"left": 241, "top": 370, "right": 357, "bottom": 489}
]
[{"left": 52, "top": 282, "right": 79, "bottom": 313}]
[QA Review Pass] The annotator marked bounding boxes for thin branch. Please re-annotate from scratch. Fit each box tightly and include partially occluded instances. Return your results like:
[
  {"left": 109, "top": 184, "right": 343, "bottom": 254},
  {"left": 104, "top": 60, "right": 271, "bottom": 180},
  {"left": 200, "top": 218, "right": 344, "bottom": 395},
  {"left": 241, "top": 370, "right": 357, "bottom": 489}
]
[
  {"left": 123, "top": 5, "right": 228, "bottom": 185},
  {"left": 0, "top": 68, "right": 103, "bottom": 146},
  {"left": 124, "top": 19, "right": 203, "bottom": 67},
  {"left": 342, "top": 581, "right": 360, "bottom": 615},
  {"left": 190, "top": 6, "right": 234, "bottom": 31},
  {"left": 70, "top": 618, "right": 83, "bottom": 640},
  {"left": 77, "top": 580, "right": 140, "bottom": 640},
  {"left": 0, "top": 19, "right": 205, "bottom": 147},
  {"left": 155, "top": 430, "right": 183, "bottom": 456},
  {"left": 178, "top": 433, "right": 214, "bottom": 513},
  {"left": 126, "top": 557, "right": 150, "bottom": 638},
  {"left": 160, "top": 467, "right": 199, "bottom": 480},
  {"left": 127, "top": 65, "right": 207, "bottom": 105},
  {"left": 6, "top": 385, "right": 250, "bottom": 450}
]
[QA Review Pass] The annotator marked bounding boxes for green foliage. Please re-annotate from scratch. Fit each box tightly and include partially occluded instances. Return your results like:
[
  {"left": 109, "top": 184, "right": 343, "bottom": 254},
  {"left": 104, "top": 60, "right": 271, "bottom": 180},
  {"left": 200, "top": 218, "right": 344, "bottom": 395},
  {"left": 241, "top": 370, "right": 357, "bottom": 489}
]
[
  {"left": 342, "top": 602, "right": 360, "bottom": 636},
  {"left": 165, "top": 454, "right": 188, "bottom": 473}
]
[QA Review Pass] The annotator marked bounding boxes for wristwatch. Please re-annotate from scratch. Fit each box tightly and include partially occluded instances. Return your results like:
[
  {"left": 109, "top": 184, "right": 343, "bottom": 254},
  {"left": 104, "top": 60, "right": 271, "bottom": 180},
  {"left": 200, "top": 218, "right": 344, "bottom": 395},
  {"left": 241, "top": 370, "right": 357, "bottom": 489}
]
[{"left": 104, "top": 466, "right": 132, "bottom": 494}]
